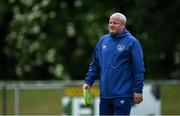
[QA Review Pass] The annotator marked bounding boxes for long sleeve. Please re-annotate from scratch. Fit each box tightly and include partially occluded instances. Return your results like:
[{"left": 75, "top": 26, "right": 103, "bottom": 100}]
[
  {"left": 131, "top": 39, "right": 145, "bottom": 93},
  {"left": 85, "top": 42, "right": 100, "bottom": 86}
]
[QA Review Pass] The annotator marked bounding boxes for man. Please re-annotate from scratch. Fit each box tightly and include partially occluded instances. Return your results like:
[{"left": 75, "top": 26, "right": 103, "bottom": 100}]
[{"left": 83, "top": 12, "right": 145, "bottom": 115}]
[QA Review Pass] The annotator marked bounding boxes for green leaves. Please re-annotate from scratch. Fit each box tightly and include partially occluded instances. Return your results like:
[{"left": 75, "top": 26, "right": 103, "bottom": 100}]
[{"left": 0, "top": 0, "right": 180, "bottom": 80}]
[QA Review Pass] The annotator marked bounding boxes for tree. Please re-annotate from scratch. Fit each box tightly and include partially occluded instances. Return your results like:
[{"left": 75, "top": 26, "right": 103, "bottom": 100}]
[{"left": 0, "top": 0, "right": 180, "bottom": 80}]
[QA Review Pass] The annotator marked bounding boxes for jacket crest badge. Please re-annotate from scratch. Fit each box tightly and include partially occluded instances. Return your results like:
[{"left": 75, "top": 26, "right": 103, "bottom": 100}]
[{"left": 117, "top": 44, "right": 125, "bottom": 52}]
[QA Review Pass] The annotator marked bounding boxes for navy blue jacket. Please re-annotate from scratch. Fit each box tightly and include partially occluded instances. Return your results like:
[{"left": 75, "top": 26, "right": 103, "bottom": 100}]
[{"left": 85, "top": 29, "right": 145, "bottom": 98}]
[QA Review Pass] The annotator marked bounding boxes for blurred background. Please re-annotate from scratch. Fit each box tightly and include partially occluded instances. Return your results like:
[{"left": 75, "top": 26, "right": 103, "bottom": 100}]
[{"left": 0, "top": 0, "right": 180, "bottom": 115}]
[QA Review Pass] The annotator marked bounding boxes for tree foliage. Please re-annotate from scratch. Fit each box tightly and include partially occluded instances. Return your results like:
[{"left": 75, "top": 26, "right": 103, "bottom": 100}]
[{"left": 0, "top": 0, "right": 180, "bottom": 80}]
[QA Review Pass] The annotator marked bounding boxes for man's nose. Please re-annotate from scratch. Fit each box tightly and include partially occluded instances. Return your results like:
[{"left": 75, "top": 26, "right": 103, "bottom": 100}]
[{"left": 109, "top": 24, "right": 114, "bottom": 27}]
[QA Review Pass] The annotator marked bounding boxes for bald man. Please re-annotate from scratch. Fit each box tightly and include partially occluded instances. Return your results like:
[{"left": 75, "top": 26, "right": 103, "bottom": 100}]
[{"left": 83, "top": 13, "right": 145, "bottom": 115}]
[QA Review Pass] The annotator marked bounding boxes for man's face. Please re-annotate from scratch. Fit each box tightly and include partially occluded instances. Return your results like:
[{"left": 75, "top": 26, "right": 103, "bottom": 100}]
[{"left": 108, "top": 16, "right": 125, "bottom": 34}]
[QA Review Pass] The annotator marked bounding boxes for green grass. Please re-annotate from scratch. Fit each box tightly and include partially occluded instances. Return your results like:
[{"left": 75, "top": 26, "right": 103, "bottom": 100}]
[
  {"left": 0, "top": 89, "right": 14, "bottom": 114},
  {"left": 1, "top": 84, "right": 180, "bottom": 115},
  {"left": 161, "top": 84, "right": 180, "bottom": 115},
  {"left": 0, "top": 89, "right": 62, "bottom": 115}
]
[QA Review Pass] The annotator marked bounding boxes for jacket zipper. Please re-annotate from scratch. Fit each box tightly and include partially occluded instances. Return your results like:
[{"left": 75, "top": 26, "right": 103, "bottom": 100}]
[
  {"left": 108, "top": 70, "right": 110, "bottom": 97},
  {"left": 107, "top": 37, "right": 112, "bottom": 97}
]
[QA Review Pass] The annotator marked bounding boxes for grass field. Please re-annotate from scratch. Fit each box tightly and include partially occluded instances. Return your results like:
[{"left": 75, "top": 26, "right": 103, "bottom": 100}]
[
  {"left": 0, "top": 84, "right": 180, "bottom": 115},
  {"left": 0, "top": 89, "right": 14, "bottom": 114},
  {"left": 161, "top": 84, "right": 180, "bottom": 114},
  {"left": 0, "top": 89, "right": 62, "bottom": 115}
]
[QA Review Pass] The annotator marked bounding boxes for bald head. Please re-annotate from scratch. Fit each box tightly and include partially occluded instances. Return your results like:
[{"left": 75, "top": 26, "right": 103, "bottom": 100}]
[{"left": 110, "top": 13, "right": 126, "bottom": 25}]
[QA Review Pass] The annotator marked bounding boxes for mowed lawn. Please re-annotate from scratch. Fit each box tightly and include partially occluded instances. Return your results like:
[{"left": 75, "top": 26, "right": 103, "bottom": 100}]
[
  {"left": 161, "top": 84, "right": 180, "bottom": 115},
  {"left": 0, "top": 89, "right": 62, "bottom": 115},
  {"left": 0, "top": 84, "right": 180, "bottom": 115}
]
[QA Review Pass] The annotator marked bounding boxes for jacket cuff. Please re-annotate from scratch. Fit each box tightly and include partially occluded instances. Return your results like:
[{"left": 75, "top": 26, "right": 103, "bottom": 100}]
[
  {"left": 135, "top": 85, "right": 143, "bottom": 93},
  {"left": 135, "top": 88, "right": 142, "bottom": 93},
  {"left": 84, "top": 79, "right": 92, "bottom": 87}
]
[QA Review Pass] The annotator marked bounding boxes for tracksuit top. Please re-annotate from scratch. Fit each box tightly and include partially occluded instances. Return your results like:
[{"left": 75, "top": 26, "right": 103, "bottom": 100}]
[{"left": 85, "top": 29, "right": 145, "bottom": 98}]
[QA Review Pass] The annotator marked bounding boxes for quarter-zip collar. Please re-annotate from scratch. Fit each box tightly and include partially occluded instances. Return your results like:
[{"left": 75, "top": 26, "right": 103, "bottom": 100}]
[{"left": 110, "top": 28, "right": 130, "bottom": 39}]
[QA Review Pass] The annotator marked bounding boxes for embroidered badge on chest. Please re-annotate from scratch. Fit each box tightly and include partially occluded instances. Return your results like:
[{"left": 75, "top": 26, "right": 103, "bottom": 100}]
[
  {"left": 102, "top": 45, "right": 107, "bottom": 50},
  {"left": 117, "top": 44, "right": 125, "bottom": 52}
]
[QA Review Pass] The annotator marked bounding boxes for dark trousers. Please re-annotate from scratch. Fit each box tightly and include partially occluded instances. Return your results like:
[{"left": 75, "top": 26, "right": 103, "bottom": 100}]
[{"left": 100, "top": 97, "right": 132, "bottom": 115}]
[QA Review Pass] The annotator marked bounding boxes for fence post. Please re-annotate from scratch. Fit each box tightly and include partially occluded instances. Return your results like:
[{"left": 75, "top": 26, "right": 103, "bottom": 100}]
[{"left": 14, "top": 82, "right": 20, "bottom": 115}]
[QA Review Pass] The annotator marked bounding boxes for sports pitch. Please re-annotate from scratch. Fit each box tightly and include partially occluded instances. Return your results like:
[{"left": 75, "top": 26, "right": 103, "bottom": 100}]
[{"left": 0, "top": 85, "right": 180, "bottom": 115}]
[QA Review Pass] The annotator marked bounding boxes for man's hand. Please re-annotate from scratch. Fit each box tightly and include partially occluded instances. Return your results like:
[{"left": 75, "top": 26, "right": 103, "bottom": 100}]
[
  {"left": 83, "top": 83, "right": 91, "bottom": 90},
  {"left": 134, "top": 92, "right": 143, "bottom": 104}
]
